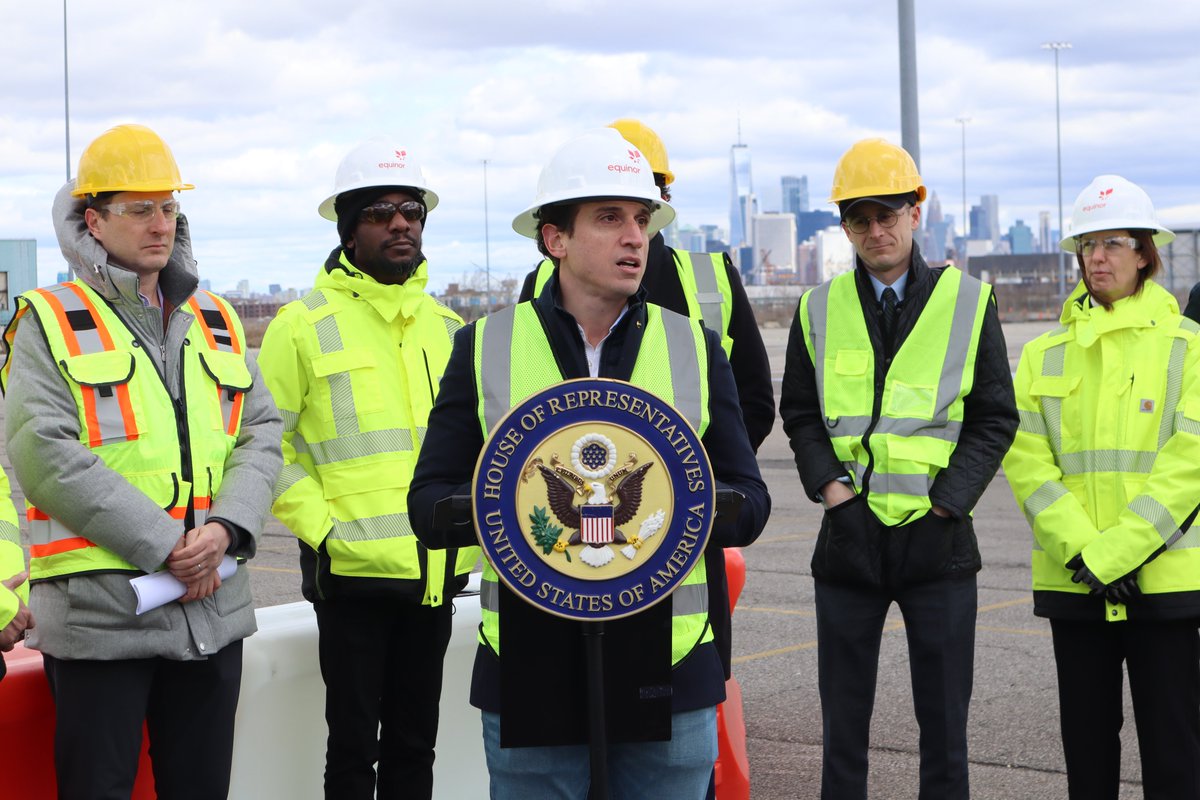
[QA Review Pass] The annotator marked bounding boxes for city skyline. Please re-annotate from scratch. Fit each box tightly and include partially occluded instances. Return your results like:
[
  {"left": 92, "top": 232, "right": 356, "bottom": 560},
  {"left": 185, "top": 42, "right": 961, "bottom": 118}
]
[{"left": 2, "top": 2, "right": 1198, "bottom": 294}]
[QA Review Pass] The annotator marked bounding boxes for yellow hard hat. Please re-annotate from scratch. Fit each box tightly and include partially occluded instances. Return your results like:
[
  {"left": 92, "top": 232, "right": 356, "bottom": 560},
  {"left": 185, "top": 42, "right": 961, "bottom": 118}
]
[
  {"left": 609, "top": 118, "right": 674, "bottom": 186},
  {"left": 72, "top": 124, "right": 195, "bottom": 197},
  {"left": 828, "top": 138, "right": 926, "bottom": 206}
]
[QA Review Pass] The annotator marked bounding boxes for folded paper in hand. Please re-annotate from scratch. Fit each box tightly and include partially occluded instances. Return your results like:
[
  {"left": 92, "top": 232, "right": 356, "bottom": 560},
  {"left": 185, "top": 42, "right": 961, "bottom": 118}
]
[{"left": 130, "top": 555, "right": 238, "bottom": 615}]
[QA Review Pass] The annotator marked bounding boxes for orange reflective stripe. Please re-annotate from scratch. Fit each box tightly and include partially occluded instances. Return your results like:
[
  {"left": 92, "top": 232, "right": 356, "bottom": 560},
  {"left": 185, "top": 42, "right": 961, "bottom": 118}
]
[
  {"left": 36, "top": 288, "right": 84, "bottom": 356},
  {"left": 225, "top": 390, "right": 244, "bottom": 436},
  {"left": 62, "top": 284, "right": 140, "bottom": 444},
  {"left": 188, "top": 296, "right": 220, "bottom": 351},
  {"left": 61, "top": 284, "right": 117, "bottom": 350},
  {"left": 189, "top": 292, "right": 243, "bottom": 354},
  {"left": 30, "top": 536, "right": 95, "bottom": 558},
  {"left": 194, "top": 496, "right": 211, "bottom": 511},
  {"left": 36, "top": 288, "right": 106, "bottom": 446},
  {"left": 168, "top": 506, "right": 187, "bottom": 520}
]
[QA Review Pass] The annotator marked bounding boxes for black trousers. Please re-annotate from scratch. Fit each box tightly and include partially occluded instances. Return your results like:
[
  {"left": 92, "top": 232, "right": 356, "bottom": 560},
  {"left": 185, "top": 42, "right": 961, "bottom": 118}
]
[
  {"left": 42, "top": 641, "right": 243, "bottom": 800},
  {"left": 814, "top": 575, "right": 976, "bottom": 800},
  {"left": 314, "top": 595, "right": 453, "bottom": 800},
  {"left": 1050, "top": 617, "right": 1200, "bottom": 800}
]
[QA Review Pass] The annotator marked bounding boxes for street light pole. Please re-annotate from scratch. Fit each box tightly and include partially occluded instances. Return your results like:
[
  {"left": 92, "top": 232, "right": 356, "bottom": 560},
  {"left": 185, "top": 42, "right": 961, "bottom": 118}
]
[
  {"left": 483, "top": 159, "right": 491, "bottom": 312},
  {"left": 955, "top": 116, "right": 971, "bottom": 248},
  {"left": 1043, "top": 41, "right": 1071, "bottom": 297},
  {"left": 63, "top": 0, "right": 71, "bottom": 181}
]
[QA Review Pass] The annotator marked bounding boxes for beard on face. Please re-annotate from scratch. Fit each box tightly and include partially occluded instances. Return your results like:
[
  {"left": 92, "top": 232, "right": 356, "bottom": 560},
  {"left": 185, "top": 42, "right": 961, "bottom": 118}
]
[{"left": 351, "top": 242, "right": 426, "bottom": 283}]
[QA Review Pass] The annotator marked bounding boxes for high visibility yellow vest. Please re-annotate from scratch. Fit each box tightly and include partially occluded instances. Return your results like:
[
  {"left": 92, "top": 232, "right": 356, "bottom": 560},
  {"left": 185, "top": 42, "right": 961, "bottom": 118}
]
[
  {"left": 262, "top": 267, "right": 478, "bottom": 606},
  {"left": 799, "top": 267, "right": 991, "bottom": 526},
  {"left": 2, "top": 281, "right": 250, "bottom": 581},
  {"left": 473, "top": 302, "right": 713, "bottom": 665},
  {"left": 1004, "top": 281, "right": 1200, "bottom": 621},
  {"left": 532, "top": 250, "right": 734, "bottom": 357}
]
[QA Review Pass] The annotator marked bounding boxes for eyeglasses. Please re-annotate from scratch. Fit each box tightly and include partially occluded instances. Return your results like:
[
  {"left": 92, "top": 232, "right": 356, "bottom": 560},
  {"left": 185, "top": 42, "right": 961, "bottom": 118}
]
[
  {"left": 1078, "top": 236, "right": 1141, "bottom": 255},
  {"left": 359, "top": 200, "right": 425, "bottom": 225},
  {"left": 101, "top": 199, "right": 181, "bottom": 222},
  {"left": 844, "top": 205, "right": 909, "bottom": 235}
]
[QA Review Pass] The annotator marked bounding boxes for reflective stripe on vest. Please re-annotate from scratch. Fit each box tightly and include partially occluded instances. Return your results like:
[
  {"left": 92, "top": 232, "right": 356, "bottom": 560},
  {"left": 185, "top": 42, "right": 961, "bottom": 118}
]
[
  {"left": 473, "top": 302, "right": 713, "bottom": 664},
  {"left": 801, "top": 267, "right": 990, "bottom": 526},
  {"left": 189, "top": 291, "right": 245, "bottom": 436},
  {"left": 672, "top": 250, "right": 734, "bottom": 358},
  {"left": 5, "top": 282, "right": 244, "bottom": 580},
  {"left": 1022, "top": 332, "right": 1197, "bottom": 553},
  {"left": 533, "top": 250, "right": 734, "bottom": 357}
]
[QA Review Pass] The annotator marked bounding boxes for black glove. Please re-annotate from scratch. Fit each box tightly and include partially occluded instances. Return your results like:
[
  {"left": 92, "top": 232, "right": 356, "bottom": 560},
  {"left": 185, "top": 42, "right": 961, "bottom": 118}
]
[
  {"left": 1105, "top": 572, "right": 1142, "bottom": 605},
  {"left": 1065, "top": 554, "right": 1106, "bottom": 596}
]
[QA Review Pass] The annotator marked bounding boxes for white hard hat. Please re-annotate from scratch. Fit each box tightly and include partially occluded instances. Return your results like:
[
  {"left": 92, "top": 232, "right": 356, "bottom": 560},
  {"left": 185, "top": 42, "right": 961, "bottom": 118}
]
[
  {"left": 318, "top": 138, "right": 439, "bottom": 221},
  {"left": 511, "top": 128, "right": 675, "bottom": 239},
  {"left": 1061, "top": 174, "right": 1174, "bottom": 253}
]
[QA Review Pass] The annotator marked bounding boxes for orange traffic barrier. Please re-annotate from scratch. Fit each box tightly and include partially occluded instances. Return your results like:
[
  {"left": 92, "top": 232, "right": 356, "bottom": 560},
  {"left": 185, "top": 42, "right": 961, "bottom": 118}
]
[
  {"left": 715, "top": 546, "right": 751, "bottom": 800},
  {"left": 0, "top": 643, "right": 155, "bottom": 798},
  {"left": 725, "top": 547, "right": 747, "bottom": 611}
]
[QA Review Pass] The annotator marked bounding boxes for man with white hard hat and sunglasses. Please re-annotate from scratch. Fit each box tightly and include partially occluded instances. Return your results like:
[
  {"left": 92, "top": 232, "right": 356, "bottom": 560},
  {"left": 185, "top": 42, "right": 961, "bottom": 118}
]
[{"left": 258, "top": 140, "right": 478, "bottom": 799}]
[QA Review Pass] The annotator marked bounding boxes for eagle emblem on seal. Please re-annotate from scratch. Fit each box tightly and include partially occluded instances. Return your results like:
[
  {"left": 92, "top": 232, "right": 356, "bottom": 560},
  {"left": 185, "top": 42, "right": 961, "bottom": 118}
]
[{"left": 524, "top": 434, "right": 665, "bottom": 567}]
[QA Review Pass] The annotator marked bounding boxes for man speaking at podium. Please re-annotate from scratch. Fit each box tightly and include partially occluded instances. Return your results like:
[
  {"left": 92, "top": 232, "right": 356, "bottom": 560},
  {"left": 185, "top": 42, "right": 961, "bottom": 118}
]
[{"left": 408, "top": 128, "right": 769, "bottom": 799}]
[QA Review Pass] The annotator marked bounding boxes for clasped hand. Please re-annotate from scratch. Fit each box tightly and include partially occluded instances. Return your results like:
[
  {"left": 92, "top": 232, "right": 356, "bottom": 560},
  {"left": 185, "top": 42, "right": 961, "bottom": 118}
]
[
  {"left": 166, "top": 522, "right": 232, "bottom": 603},
  {"left": 1066, "top": 554, "right": 1141, "bottom": 605}
]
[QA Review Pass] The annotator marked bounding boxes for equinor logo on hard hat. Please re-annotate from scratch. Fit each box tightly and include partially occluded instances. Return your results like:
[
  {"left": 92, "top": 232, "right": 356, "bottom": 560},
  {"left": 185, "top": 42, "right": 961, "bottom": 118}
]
[
  {"left": 607, "top": 148, "right": 643, "bottom": 175},
  {"left": 378, "top": 150, "right": 407, "bottom": 169},
  {"left": 1082, "top": 187, "right": 1113, "bottom": 213}
]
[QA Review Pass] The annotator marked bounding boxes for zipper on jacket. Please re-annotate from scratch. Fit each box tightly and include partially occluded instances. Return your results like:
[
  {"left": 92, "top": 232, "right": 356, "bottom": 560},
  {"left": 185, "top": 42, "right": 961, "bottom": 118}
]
[
  {"left": 109, "top": 295, "right": 197, "bottom": 530},
  {"left": 422, "top": 349, "right": 436, "bottom": 406}
]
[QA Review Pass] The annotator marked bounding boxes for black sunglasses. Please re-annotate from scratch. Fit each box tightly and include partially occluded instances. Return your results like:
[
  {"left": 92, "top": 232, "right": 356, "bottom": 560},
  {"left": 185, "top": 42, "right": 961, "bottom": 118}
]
[{"left": 359, "top": 200, "right": 425, "bottom": 225}]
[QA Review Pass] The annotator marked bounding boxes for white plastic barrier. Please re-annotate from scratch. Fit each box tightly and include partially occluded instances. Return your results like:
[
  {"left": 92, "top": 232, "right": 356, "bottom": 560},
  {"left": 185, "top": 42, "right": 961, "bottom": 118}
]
[{"left": 229, "top": 581, "right": 489, "bottom": 798}]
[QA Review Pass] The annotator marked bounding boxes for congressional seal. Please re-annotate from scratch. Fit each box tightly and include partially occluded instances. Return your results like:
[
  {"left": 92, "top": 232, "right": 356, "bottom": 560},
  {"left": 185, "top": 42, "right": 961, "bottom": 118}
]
[{"left": 471, "top": 377, "right": 715, "bottom": 622}]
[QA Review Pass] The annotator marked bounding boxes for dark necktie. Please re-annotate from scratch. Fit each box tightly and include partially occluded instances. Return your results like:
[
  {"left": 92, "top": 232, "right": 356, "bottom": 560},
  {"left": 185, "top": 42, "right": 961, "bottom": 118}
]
[{"left": 880, "top": 287, "right": 898, "bottom": 350}]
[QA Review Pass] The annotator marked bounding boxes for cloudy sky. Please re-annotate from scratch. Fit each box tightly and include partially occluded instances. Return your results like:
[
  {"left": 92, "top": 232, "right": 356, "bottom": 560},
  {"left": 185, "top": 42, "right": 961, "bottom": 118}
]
[{"left": 2, "top": 1, "right": 1198, "bottom": 294}]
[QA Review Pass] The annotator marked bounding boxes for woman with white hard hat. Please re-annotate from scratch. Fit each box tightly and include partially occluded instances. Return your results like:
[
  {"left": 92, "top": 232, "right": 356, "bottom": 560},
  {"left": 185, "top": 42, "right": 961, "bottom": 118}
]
[{"left": 1004, "top": 175, "right": 1200, "bottom": 797}]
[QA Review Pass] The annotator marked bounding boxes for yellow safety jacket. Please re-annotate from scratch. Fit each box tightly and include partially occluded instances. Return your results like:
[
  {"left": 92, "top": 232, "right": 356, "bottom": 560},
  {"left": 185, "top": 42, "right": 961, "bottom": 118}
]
[
  {"left": 1, "top": 281, "right": 249, "bottom": 581},
  {"left": 799, "top": 267, "right": 991, "bottom": 526},
  {"left": 473, "top": 301, "right": 713, "bottom": 665},
  {"left": 0, "top": 468, "right": 26, "bottom": 629},
  {"left": 259, "top": 257, "right": 478, "bottom": 606},
  {"left": 1004, "top": 281, "right": 1200, "bottom": 621},
  {"left": 532, "top": 249, "right": 735, "bottom": 357}
]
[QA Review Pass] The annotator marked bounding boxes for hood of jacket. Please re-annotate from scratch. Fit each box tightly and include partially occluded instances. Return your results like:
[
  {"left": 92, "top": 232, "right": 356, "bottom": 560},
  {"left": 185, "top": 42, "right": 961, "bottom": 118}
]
[
  {"left": 52, "top": 180, "right": 199, "bottom": 309},
  {"left": 1061, "top": 278, "right": 1180, "bottom": 348},
  {"left": 319, "top": 246, "right": 435, "bottom": 323}
]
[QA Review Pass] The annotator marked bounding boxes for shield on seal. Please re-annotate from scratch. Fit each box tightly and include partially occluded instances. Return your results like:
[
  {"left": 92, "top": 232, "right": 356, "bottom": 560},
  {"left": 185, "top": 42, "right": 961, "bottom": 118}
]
[{"left": 580, "top": 504, "right": 615, "bottom": 544}]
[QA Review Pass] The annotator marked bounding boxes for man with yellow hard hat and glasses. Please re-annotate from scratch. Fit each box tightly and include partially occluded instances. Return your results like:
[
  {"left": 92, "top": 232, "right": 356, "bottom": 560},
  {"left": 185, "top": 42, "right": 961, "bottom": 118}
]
[
  {"left": 1, "top": 124, "right": 282, "bottom": 798},
  {"left": 780, "top": 138, "right": 1017, "bottom": 799}
]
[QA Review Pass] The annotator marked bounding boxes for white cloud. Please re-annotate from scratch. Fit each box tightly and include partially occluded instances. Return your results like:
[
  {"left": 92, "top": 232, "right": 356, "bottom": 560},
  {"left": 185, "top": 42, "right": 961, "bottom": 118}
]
[{"left": 2, "top": 1, "right": 1198, "bottom": 292}]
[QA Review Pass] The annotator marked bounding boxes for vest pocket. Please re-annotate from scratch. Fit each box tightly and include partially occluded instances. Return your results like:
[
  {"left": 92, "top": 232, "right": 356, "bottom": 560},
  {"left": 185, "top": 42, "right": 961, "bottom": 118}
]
[
  {"left": 60, "top": 351, "right": 144, "bottom": 445},
  {"left": 198, "top": 350, "right": 252, "bottom": 434},
  {"left": 1029, "top": 374, "right": 1081, "bottom": 447},
  {"left": 310, "top": 348, "right": 385, "bottom": 422},
  {"left": 885, "top": 380, "right": 937, "bottom": 420},
  {"left": 825, "top": 349, "right": 872, "bottom": 420}
]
